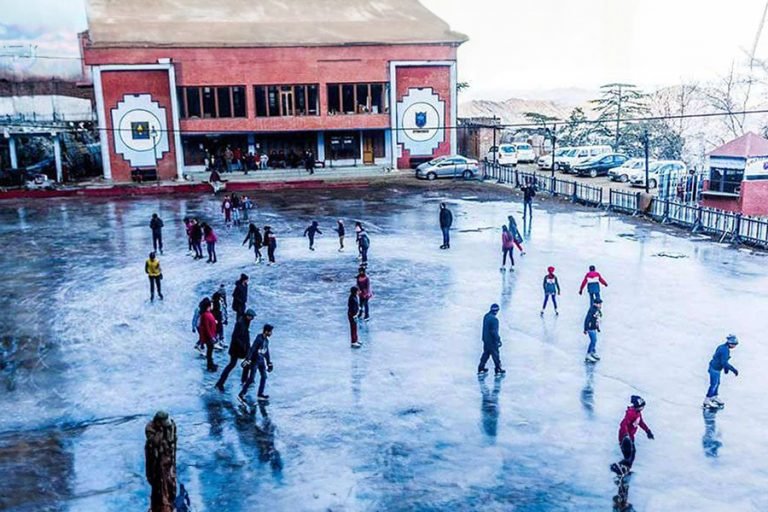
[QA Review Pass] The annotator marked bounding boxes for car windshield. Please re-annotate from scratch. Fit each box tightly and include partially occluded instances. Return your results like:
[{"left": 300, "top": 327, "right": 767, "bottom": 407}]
[
  {"left": 428, "top": 156, "right": 448, "bottom": 165},
  {"left": 565, "top": 149, "right": 578, "bottom": 156},
  {"left": 554, "top": 149, "right": 568, "bottom": 156},
  {"left": 516, "top": 144, "right": 531, "bottom": 150},
  {"left": 500, "top": 146, "right": 516, "bottom": 154}
]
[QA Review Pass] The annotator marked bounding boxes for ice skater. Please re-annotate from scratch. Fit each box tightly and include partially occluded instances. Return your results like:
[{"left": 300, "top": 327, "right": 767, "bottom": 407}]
[
  {"left": 610, "top": 395, "right": 654, "bottom": 476},
  {"left": 506, "top": 215, "right": 526, "bottom": 255},
  {"left": 232, "top": 274, "right": 249, "bottom": 322},
  {"left": 579, "top": 265, "right": 608, "bottom": 305},
  {"left": 541, "top": 266, "right": 561, "bottom": 315},
  {"left": 335, "top": 220, "right": 345, "bottom": 252},
  {"left": 521, "top": 181, "right": 536, "bottom": 219},
  {"left": 439, "top": 202, "right": 453, "bottom": 249},
  {"left": 239, "top": 323, "right": 274, "bottom": 403},
  {"left": 500, "top": 225, "right": 515, "bottom": 272},
  {"left": 215, "top": 308, "right": 255, "bottom": 392},
  {"left": 583, "top": 298, "right": 602, "bottom": 362},
  {"left": 348, "top": 286, "right": 361, "bottom": 348},
  {"left": 303, "top": 221, "right": 322, "bottom": 251},
  {"left": 144, "top": 251, "right": 163, "bottom": 301},
  {"left": 184, "top": 217, "right": 194, "bottom": 254},
  {"left": 211, "top": 284, "right": 228, "bottom": 349},
  {"left": 477, "top": 304, "right": 506, "bottom": 376},
  {"left": 221, "top": 195, "right": 233, "bottom": 226},
  {"left": 149, "top": 213, "right": 164, "bottom": 254},
  {"left": 202, "top": 223, "right": 218, "bottom": 263},
  {"left": 358, "top": 228, "right": 370, "bottom": 266},
  {"left": 703, "top": 335, "right": 739, "bottom": 409},
  {"left": 242, "top": 223, "right": 263, "bottom": 262},
  {"left": 354, "top": 222, "right": 363, "bottom": 258},
  {"left": 264, "top": 226, "right": 277, "bottom": 264},
  {"left": 198, "top": 298, "right": 218, "bottom": 372},
  {"left": 190, "top": 219, "right": 204, "bottom": 260},
  {"left": 356, "top": 266, "right": 372, "bottom": 321}
]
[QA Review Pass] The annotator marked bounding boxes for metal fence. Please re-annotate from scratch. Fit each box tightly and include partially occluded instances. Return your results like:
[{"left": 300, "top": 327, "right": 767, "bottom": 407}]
[{"left": 482, "top": 161, "right": 768, "bottom": 249}]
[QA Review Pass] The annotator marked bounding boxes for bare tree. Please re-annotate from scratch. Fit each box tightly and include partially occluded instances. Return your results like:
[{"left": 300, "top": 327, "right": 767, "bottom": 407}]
[{"left": 703, "top": 63, "right": 753, "bottom": 139}]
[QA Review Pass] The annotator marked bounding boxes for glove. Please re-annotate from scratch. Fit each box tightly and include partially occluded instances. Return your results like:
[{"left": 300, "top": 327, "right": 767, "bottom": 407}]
[
  {"left": 647, "top": 431, "right": 655, "bottom": 440},
  {"left": 732, "top": 368, "right": 739, "bottom": 377},
  {"left": 267, "top": 362, "right": 274, "bottom": 373},
  {"left": 724, "top": 368, "right": 729, "bottom": 374},
  {"left": 241, "top": 360, "right": 251, "bottom": 368},
  {"left": 583, "top": 331, "right": 587, "bottom": 335}
]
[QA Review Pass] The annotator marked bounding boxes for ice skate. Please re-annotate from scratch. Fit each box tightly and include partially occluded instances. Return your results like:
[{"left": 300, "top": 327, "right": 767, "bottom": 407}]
[
  {"left": 257, "top": 394, "right": 270, "bottom": 402},
  {"left": 585, "top": 353, "right": 598, "bottom": 363},
  {"left": 351, "top": 342, "right": 362, "bottom": 349},
  {"left": 494, "top": 368, "right": 506, "bottom": 377},
  {"left": 591, "top": 353, "right": 601, "bottom": 361},
  {"left": 711, "top": 396, "right": 725, "bottom": 406},
  {"left": 477, "top": 368, "right": 489, "bottom": 376},
  {"left": 540, "top": 310, "right": 544, "bottom": 316}
]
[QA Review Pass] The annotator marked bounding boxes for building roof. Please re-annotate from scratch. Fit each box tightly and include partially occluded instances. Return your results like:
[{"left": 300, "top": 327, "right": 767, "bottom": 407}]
[
  {"left": 710, "top": 132, "right": 768, "bottom": 159},
  {"left": 85, "top": 0, "right": 468, "bottom": 48}
]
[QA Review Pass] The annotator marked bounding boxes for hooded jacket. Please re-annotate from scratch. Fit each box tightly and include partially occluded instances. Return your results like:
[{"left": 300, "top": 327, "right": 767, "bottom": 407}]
[
  {"left": 584, "top": 305, "right": 601, "bottom": 332},
  {"left": 232, "top": 281, "right": 248, "bottom": 313},
  {"left": 709, "top": 343, "right": 737, "bottom": 373},
  {"left": 618, "top": 407, "right": 651, "bottom": 442},
  {"left": 229, "top": 317, "right": 251, "bottom": 358},
  {"left": 150, "top": 217, "right": 164, "bottom": 234},
  {"left": 579, "top": 271, "right": 608, "bottom": 294},
  {"left": 482, "top": 311, "right": 501, "bottom": 348},
  {"left": 502, "top": 230, "right": 515, "bottom": 250},
  {"left": 439, "top": 207, "right": 453, "bottom": 228}
]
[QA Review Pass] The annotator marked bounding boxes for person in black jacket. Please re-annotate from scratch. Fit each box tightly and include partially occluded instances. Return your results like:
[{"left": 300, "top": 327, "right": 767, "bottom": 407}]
[
  {"left": 348, "top": 286, "right": 361, "bottom": 348},
  {"left": 439, "top": 203, "right": 453, "bottom": 249},
  {"left": 478, "top": 304, "right": 505, "bottom": 376},
  {"left": 190, "top": 219, "right": 204, "bottom": 260},
  {"left": 149, "top": 213, "right": 164, "bottom": 254},
  {"left": 232, "top": 274, "right": 249, "bottom": 322},
  {"left": 239, "top": 324, "right": 274, "bottom": 403},
  {"left": 522, "top": 182, "right": 536, "bottom": 219},
  {"left": 211, "top": 284, "right": 228, "bottom": 348},
  {"left": 303, "top": 221, "right": 322, "bottom": 251},
  {"left": 264, "top": 226, "right": 277, "bottom": 264},
  {"left": 335, "top": 220, "right": 345, "bottom": 252},
  {"left": 583, "top": 299, "right": 603, "bottom": 363},
  {"left": 215, "top": 309, "right": 255, "bottom": 391},
  {"left": 242, "top": 223, "right": 263, "bottom": 262}
]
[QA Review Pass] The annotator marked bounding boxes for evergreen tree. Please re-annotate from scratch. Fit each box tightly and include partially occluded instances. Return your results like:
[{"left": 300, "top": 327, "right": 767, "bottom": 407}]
[{"left": 590, "top": 83, "right": 650, "bottom": 150}]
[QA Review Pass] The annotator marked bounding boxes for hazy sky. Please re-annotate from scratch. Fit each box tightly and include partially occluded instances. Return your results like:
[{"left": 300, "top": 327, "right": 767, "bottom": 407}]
[{"left": 3, "top": 0, "right": 768, "bottom": 100}]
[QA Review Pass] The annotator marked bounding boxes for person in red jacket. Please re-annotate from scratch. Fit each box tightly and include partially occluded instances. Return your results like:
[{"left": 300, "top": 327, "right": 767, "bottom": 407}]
[
  {"left": 579, "top": 265, "right": 608, "bottom": 305},
  {"left": 611, "top": 395, "right": 654, "bottom": 476},
  {"left": 198, "top": 298, "right": 219, "bottom": 372},
  {"left": 500, "top": 225, "right": 516, "bottom": 272},
  {"left": 356, "top": 266, "right": 372, "bottom": 321}
]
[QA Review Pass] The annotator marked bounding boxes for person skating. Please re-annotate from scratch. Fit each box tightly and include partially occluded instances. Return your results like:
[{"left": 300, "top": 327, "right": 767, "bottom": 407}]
[
  {"left": 231, "top": 193, "right": 242, "bottom": 226},
  {"left": 184, "top": 217, "right": 194, "bottom": 254},
  {"left": 211, "top": 284, "right": 228, "bottom": 349},
  {"left": 610, "top": 395, "right": 654, "bottom": 476},
  {"left": 232, "top": 274, "right": 249, "bottom": 322},
  {"left": 242, "top": 223, "right": 263, "bottom": 263},
  {"left": 263, "top": 226, "right": 277, "bottom": 265},
  {"left": 221, "top": 195, "right": 233, "bottom": 226},
  {"left": 478, "top": 304, "right": 506, "bottom": 376},
  {"left": 335, "top": 220, "right": 345, "bottom": 252},
  {"left": 579, "top": 265, "right": 608, "bottom": 305},
  {"left": 190, "top": 219, "right": 204, "bottom": 260},
  {"left": 215, "top": 308, "right": 255, "bottom": 392},
  {"left": 202, "top": 223, "right": 218, "bottom": 263},
  {"left": 541, "top": 266, "right": 561, "bottom": 315},
  {"left": 354, "top": 222, "right": 363, "bottom": 259},
  {"left": 506, "top": 215, "right": 526, "bottom": 255},
  {"left": 144, "top": 251, "right": 164, "bottom": 301},
  {"left": 703, "top": 335, "right": 740, "bottom": 409},
  {"left": 583, "top": 299, "right": 603, "bottom": 362},
  {"left": 198, "top": 298, "right": 218, "bottom": 372},
  {"left": 191, "top": 298, "right": 206, "bottom": 355},
  {"left": 522, "top": 181, "right": 536, "bottom": 219},
  {"left": 303, "top": 221, "right": 322, "bottom": 251},
  {"left": 500, "top": 225, "right": 515, "bottom": 272},
  {"left": 239, "top": 324, "right": 275, "bottom": 403},
  {"left": 348, "top": 286, "right": 361, "bottom": 348},
  {"left": 358, "top": 228, "right": 370, "bottom": 266},
  {"left": 356, "top": 266, "right": 372, "bottom": 321},
  {"left": 439, "top": 202, "right": 453, "bottom": 249},
  {"left": 149, "top": 213, "right": 164, "bottom": 254}
]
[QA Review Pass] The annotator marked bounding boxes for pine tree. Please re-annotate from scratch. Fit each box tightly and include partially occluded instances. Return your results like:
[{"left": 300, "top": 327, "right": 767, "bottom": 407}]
[{"left": 590, "top": 83, "right": 650, "bottom": 151}]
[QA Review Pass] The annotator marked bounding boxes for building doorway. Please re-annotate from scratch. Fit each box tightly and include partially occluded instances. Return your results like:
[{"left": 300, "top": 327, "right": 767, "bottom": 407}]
[{"left": 362, "top": 133, "right": 375, "bottom": 165}]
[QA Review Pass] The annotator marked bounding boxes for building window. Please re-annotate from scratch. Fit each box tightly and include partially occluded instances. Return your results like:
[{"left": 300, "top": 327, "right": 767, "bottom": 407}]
[
  {"left": 327, "top": 131, "right": 361, "bottom": 160},
  {"left": 254, "top": 84, "right": 320, "bottom": 117},
  {"left": 327, "top": 83, "right": 389, "bottom": 115},
  {"left": 709, "top": 167, "right": 743, "bottom": 194},
  {"left": 178, "top": 86, "right": 247, "bottom": 118}
]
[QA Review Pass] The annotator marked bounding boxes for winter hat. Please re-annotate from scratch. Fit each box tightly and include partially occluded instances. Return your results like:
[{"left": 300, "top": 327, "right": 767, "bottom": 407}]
[
  {"left": 240, "top": 273, "right": 249, "bottom": 282},
  {"left": 153, "top": 410, "right": 172, "bottom": 426},
  {"left": 726, "top": 334, "right": 739, "bottom": 345},
  {"left": 547, "top": 266, "right": 555, "bottom": 273},
  {"left": 490, "top": 304, "right": 500, "bottom": 312},
  {"left": 244, "top": 309, "right": 256, "bottom": 318},
  {"left": 630, "top": 395, "right": 646, "bottom": 409}
]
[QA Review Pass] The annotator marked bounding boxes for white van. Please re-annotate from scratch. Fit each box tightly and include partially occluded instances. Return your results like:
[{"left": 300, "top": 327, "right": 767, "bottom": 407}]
[
  {"left": 539, "top": 147, "right": 573, "bottom": 170},
  {"left": 559, "top": 145, "right": 613, "bottom": 173},
  {"left": 511, "top": 143, "right": 536, "bottom": 163}
]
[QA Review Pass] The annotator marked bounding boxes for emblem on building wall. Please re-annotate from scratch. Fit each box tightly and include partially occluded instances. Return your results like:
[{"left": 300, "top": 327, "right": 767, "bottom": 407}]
[
  {"left": 396, "top": 88, "right": 445, "bottom": 156},
  {"left": 111, "top": 94, "right": 169, "bottom": 167}
]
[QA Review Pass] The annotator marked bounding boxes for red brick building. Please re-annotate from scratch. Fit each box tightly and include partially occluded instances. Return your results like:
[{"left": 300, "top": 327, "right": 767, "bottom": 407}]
[
  {"left": 80, "top": 0, "right": 466, "bottom": 182},
  {"left": 701, "top": 132, "right": 768, "bottom": 217}
]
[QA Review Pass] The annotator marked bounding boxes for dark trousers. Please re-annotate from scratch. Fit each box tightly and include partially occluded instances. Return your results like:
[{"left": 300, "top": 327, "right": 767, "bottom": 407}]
[
  {"left": 234, "top": 306, "right": 245, "bottom": 323},
  {"left": 308, "top": 234, "right": 315, "bottom": 249},
  {"left": 619, "top": 435, "right": 636, "bottom": 469},
  {"left": 206, "top": 242, "right": 217, "bottom": 262},
  {"left": 267, "top": 244, "right": 276, "bottom": 263},
  {"left": 205, "top": 339, "right": 215, "bottom": 369},
  {"left": 441, "top": 227, "right": 450, "bottom": 247},
  {"left": 523, "top": 201, "right": 533, "bottom": 219},
  {"left": 193, "top": 240, "right": 203, "bottom": 258},
  {"left": 254, "top": 245, "right": 262, "bottom": 261},
  {"left": 241, "top": 360, "right": 267, "bottom": 396},
  {"left": 152, "top": 232, "right": 163, "bottom": 252},
  {"left": 149, "top": 276, "right": 162, "bottom": 299},
  {"left": 358, "top": 298, "right": 370, "bottom": 319},
  {"left": 502, "top": 248, "right": 514, "bottom": 266},
  {"left": 361, "top": 246, "right": 368, "bottom": 264},
  {"left": 348, "top": 314, "right": 358, "bottom": 343},
  {"left": 587, "top": 285, "right": 601, "bottom": 306},
  {"left": 478, "top": 345, "right": 501, "bottom": 371},
  {"left": 213, "top": 311, "right": 224, "bottom": 341},
  {"left": 542, "top": 294, "right": 558, "bottom": 310},
  {"left": 216, "top": 355, "right": 244, "bottom": 388}
]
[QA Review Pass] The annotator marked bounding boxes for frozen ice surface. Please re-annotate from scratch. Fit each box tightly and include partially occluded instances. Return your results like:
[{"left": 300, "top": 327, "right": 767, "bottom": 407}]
[{"left": 0, "top": 183, "right": 767, "bottom": 511}]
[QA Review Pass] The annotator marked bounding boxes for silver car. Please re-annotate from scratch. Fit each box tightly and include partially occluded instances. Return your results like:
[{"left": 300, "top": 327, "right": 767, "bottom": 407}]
[{"left": 415, "top": 155, "right": 480, "bottom": 180}]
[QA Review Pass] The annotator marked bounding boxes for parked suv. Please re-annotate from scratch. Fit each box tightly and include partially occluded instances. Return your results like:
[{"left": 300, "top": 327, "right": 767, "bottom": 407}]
[
  {"left": 485, "top": 144, "right": 519, "bottom": 166},
  {"left": 572, "top": 153, "right": 628, "bottom": 177}
]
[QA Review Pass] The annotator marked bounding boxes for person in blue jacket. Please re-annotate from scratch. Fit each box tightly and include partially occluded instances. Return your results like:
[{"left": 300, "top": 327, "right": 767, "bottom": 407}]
[
  {"left": 477, "top": 304, "right": 506, "bottom": 376},
  {"left": 703, "top": 335, "right": 739, "bottom": 408},
  {"left": 239, "top": 324, "right": 274, "bottom": 403}
]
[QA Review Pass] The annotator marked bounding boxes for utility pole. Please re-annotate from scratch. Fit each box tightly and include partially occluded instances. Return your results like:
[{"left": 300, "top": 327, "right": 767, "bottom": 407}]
[
  {"left": 615, "top": 84, "right": 623, "bottom": 151},
  {"left": 547, "top": 124, "right": 557, "bottom": 178},
  {"left": 642, "top": 129, "right": 650, "bottom": 194},
  {"left": 491, "top": 115, "right": 498, "bottom": 164}
]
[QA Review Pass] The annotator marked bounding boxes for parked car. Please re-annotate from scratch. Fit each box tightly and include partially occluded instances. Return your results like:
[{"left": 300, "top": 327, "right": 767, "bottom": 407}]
[
  {"left": 485, "top": 144, "right": 519, "bottom": 166},
  {"left": 511, "top": 142, "right": 536, "bottom": 163},
  {"left": 572, "top": 153, "right": 629, "bottom": 177},
  {"left": 559, "top": 145, "right": 613, "bottom": 173},
  {"left": 24, "top": 173, "right": 56, "bottom": 191},
  {"left": 538, "top": 147, "right": 573, "bottom": 170},
  {"left": 416, "top": 155, "right": 480, "bottom": 180},
  {"left": 628, "top": 160, "right": 687, "bottom": 189},
  {"left": 608, "top": 158, "right": 651, "bottom": 183}
]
